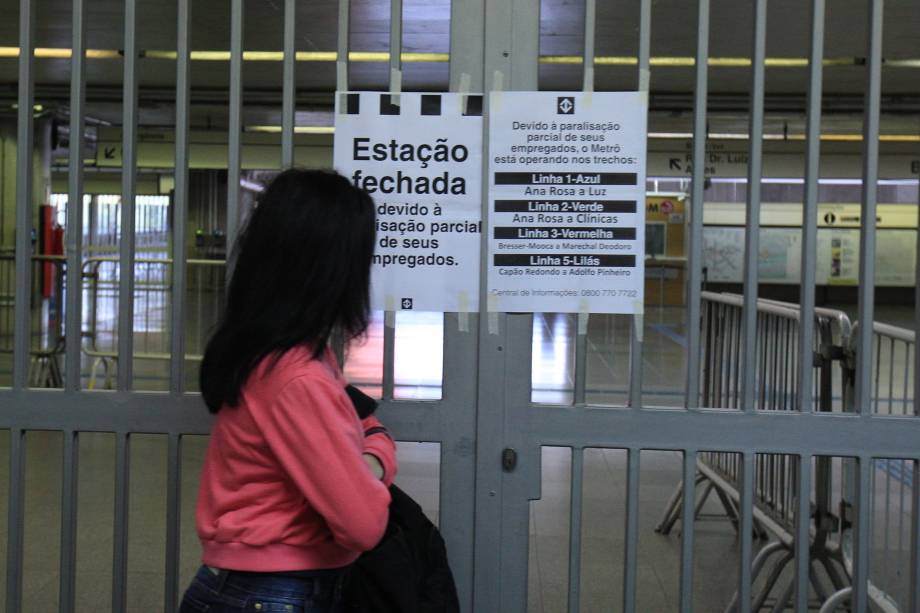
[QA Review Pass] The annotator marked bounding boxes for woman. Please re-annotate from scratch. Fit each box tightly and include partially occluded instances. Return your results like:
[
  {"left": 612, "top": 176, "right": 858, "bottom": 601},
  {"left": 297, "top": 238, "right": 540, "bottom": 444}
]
[{"left": 180, "top": 169, "right": 396, "bottom": 613}]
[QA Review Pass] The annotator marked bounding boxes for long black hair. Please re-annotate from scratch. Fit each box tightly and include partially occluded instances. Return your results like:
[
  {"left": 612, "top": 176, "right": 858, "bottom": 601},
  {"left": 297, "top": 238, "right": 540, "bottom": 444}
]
[{"left": 200, "top": 169, "right": 376, "bottom": 412}]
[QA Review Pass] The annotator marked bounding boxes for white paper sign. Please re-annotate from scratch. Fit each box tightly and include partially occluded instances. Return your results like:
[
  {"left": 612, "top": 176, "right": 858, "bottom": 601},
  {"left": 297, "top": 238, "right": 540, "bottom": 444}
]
[
  {"left": 487, "top": 91, "right": 648, "bottom": 313},
  {"left": 334, "top": 91, "right": 483, "bottom": 312}
]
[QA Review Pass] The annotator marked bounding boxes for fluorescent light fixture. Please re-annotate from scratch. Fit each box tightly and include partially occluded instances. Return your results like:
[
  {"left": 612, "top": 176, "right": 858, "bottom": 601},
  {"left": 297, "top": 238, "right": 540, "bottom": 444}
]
[
  {"left": 707, "top": 132, "right": 752, "bottom": 140},
  {"left": 245, "top": 126, "right": 335, "bottom": 134},
  {"left": 240, "top": 179, "right": 264, "bottom": 192},
  {"left": 190, "top": 51, "right": 231, "bottom": 61},
  {"left": 688, "top": 177, "right": 920, "bottom": 186},
  {"left": 86, "top": 49, "right": 121, "bottom": 59},
  {"left": 7, "top": 46, "right": 917, "bottom": 70}
]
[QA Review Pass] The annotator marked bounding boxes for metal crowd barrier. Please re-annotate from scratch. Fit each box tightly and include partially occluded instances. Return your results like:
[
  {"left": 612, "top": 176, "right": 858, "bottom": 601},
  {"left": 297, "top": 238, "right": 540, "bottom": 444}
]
[
  {"left": 0, "top": 252, "right": 68, "bottom": 386},
  {"left": 656, "top": 291, "right": 915, "bottom": 612},
  {"left": 81, "top": 255, "right": 225, "bottom": 389},
  {"left": 825, "top": 321, "right": 916, "bottom": 613},
  {"left": 0, "top": 253, "right": 224, "bottom": 390}
]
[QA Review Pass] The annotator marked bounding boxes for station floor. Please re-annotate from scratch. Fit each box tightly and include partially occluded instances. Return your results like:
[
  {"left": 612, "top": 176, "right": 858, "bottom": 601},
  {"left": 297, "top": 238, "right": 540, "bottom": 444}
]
[{"left": 0, "top": 300, "right": 915, "bottom": 611}]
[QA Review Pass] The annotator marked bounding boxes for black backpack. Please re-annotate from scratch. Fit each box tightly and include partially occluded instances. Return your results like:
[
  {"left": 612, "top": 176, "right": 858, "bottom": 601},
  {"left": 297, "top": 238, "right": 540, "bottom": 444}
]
[
  {"left": 342, "top": 385, "right": 460, "bottom": 613},
  {"left": 341, "top": 484, "right": 460, "bottom": 613}
]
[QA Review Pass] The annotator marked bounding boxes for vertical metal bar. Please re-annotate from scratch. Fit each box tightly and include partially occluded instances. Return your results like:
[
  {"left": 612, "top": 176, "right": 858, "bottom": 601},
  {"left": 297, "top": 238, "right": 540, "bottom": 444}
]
[
  {"left": 740, "top": 0, "right": 766, "bottom": 411},
  {"left": 574, "top": 315, "right": 587, "bottom": 405},
  {"left": 851, "top": 456, "right": 872, "bottom": 612},
  {"left": 65, "top": 0, "right": 87, "bottom": 392},
  {"left": 336, "top": 0, "right": 350, "bottom": 92},
  {"left": 171, "top": 0, "right": 191, "bottom": 395},
  {"left": 281, "top": 0, "right": 295, "bottom": 167},
  {"left": 874, "top": 336, "right": 882, "bottom": 413},
  {"left": 13, "top": 0, "right": 36, "bottom": 390},
  {"left": 883, "top": 458, "right": 891, "bottom": 580},
  {"left": 59, "top": 431, "right": 79, "bottom": 613},
  {"left": 226, "top": 0, "right": 244, "bottom": 274},
  {"left": 855, "top": 0, "right": 883, "bottom": 416},
  {"left": 332, "top": 0, "right": 352, "bottom": 363},
  {"left": 581, "top": 0, "right": 595, "bottom": 92},
  {"left": 910, "top": 140, "right": 920, "bottom": 612},
  {"left": 897, "top": 459, "right": 906, "bottom": 606},
  {"left": 112, "top": 432, "right": 131, "bottom": 613},
  {"left": 731, "top": 306, "right": 742, "bottom": 408},
  {"left": 909, "top": 460, "right": 920, "bottom": 613},
  {"left": 164, "top": 434, "right": 182, "bottom": 613},
  {"left": 900, "top": 340, "right": 909, "bottom": 416},
  {"left": 6, "top": 429, "right": 26, "bottom": 613},
  {"left": 567, "top": 448, "right": 584, "bottom": 612},
  {"left": 622, "top": 448, "right": 641, "bottom": 613},
  {"left": 118, "top": 0, "right": 139, "bottom": 390},
  {"left": 477, "top": 1, "right": 539, "bottom": 609},
  {"left": 794, "top": 454, "right": 813, "bottom": 613},
  {"left": 389, "top": 0, "right": 403, "bottom": 98},
  {"left": 679, "top": 450, "right": 697, "bottom": 612},
  {"left": 886, "top": 340, "right": 895, "bottom": 415},
  {"left": 738, "top": 453, "right": 755, "bottom": 613},
  {"left": 382, "top": 313, "right": 395, "bottom": 400},
  {"left": 685, "top": 0, "right": 710, "bottom": 409},
  {"left": 381, "top": 0, "right": 403, "bottom": 401},
  {"left": 630, "top": 0, "right": 651, "bottom": 411},
  {"left": 437, "top": 312, "right": 478, "bottom": 613},
  {"left": 637, "top": 0, "right": 651, "bottom": 85}
]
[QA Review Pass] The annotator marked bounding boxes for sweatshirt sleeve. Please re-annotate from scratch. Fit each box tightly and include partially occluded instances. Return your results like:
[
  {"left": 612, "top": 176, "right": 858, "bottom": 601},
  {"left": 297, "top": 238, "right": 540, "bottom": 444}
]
[
  {"left": 254, "top": 375, "right": 391, "bottom": 552},
  {"left": 360, "top": 415, "right": 398, "bottom": 487}
]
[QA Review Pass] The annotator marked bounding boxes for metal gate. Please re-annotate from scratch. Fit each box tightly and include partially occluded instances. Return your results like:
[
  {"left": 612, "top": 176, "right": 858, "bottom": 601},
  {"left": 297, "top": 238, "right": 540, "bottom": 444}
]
[{"left": 2, "top": 0, "right": 919, "bottom": 612}]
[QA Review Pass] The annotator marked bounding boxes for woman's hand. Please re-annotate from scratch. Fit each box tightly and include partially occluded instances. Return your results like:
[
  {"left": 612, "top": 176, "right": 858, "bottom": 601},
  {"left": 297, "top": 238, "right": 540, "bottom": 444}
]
[{"left": 363, "top": 453, "right": 385, "bottom": 480}]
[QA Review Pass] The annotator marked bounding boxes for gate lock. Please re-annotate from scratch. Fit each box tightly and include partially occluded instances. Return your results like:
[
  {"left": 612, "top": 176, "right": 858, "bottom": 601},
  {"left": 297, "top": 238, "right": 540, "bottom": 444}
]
[{"left": 502, "top": 448, "right": 518, "bottom": 472}]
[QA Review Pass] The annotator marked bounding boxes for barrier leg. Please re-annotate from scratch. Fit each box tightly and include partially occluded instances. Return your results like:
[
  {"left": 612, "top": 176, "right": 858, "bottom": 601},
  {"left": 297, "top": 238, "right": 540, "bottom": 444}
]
[
  {"left": 694, "top": 482, "right": 715, "bottom": 519},
  {"left": 88, "top": 356, "right": 102, "bottom": 390},
  {"left": 770, "top": 577, "right": 795, "bottom": 613},
  {"left": 656, "top": 478, "right": 685, "bottom": 534},
  {"left": 751, "top": 552, "right": 795, "bottom": 612},
  {"left": 809, "top": 560, "right": 831, "bottom": 603},
  {"left": 712, "top": 486, "right": 741, "bottom": 533},
  {"left": 751, "top": 515, "right": 770, "bottom": 540},
  {"left": 817, "top": 587, "right": 851, "bottom": 613},
  {"left": 723, "top": 541, "right": 787, "bottom": 613},
  {"left": 818, "top": 555, "right": 848, "bottom": 592}
]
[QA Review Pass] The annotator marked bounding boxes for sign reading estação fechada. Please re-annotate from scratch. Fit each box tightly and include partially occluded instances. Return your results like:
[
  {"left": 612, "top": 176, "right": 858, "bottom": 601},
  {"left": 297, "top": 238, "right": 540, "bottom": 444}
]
[{"left": 335, "top": 92, "right": 483, "bottom": 312}]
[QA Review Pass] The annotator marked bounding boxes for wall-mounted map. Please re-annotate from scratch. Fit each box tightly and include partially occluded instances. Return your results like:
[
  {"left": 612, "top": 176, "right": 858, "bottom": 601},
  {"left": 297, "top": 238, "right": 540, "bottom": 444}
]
[{"left": 702, "top": 226, "right": 916, "bottom": 287}]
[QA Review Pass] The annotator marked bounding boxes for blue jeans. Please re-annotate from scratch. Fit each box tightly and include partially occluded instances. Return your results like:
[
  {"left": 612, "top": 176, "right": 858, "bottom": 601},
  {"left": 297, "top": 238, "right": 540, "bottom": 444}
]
[{"left": 179, "top": 565, "right": 347, "bottom": 613}]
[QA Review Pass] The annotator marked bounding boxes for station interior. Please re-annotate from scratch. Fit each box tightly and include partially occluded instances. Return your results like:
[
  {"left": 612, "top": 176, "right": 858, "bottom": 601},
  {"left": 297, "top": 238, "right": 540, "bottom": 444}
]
[{"left": 0, "top": 0, "right": 918, "bottom": 611}]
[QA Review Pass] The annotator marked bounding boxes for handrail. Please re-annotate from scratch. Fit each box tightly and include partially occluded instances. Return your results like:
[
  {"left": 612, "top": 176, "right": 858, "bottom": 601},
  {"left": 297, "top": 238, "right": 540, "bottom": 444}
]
[
  {"left": 861, "top": 320, "right": 915, "bottom": 343},
  {"left": 701, "top": 290, "right": 853, "bottom": 339}
]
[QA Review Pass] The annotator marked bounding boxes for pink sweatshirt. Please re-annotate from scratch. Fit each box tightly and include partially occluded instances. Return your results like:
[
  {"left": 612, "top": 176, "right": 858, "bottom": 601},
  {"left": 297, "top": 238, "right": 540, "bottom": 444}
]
[{"left": 196, "top": 346, "right": 396, "bottom": 571}]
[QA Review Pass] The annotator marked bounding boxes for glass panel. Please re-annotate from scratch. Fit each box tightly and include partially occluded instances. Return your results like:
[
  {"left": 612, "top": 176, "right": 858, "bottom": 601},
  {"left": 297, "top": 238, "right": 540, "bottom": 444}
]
[
  {"left": 394, "top": 311, "right": 443, "bottom": 401},
  {"left": 127, "top": 434, "right": 168, "bottom": 611},
  {"left": 532, "top": 314, "right": 575, "bottom": 405},
  {"left": 180, "top": 435, "right": 208, "bottom": 594},
  {"left": 75, "top": 432, "right": 116, "bottom": 613},
  {"left": 870, "top": 458, "right": 917, "bottom": 610},
  {"left": 23, "top": 431, "right": 63, "bottom": 612},
  {"left": 528, "top": 446, "right": 572, "bottom": 612},
  {"left": 637, "top": 450, "right": 684, "bottom": 611},
  {"left": 0, "top": 429, "right": 8, "bottom": 601},
  {"left": 393, "top": 441, "right": 440, "bottom": 525}
]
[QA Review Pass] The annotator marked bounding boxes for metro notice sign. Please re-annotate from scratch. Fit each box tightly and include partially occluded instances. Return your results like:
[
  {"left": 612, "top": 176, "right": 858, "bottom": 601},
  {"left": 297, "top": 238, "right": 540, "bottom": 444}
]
[
  {"left": 334, "top": 92, "right": 483, "bottom": 312},
  {"left": 487, "top": 91, "right": 648, "bottom": 313}
]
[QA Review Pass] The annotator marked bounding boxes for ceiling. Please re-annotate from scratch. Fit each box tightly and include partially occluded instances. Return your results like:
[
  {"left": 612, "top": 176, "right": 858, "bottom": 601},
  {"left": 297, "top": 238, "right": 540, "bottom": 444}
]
[{"left": 0, "top": 0, "right": 918, "bottom": 131}]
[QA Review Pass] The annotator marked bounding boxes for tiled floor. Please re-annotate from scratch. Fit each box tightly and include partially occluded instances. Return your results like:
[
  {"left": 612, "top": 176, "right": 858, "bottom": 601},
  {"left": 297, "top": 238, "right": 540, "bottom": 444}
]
[{"left": 0, "top": 297, "right": 915, "bottom": 611}]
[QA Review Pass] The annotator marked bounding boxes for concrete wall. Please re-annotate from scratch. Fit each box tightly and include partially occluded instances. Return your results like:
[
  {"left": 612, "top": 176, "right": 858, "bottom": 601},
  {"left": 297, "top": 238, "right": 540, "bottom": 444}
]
[{"left": 0, "top": 119, "right": 52, "bottom": 251}]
